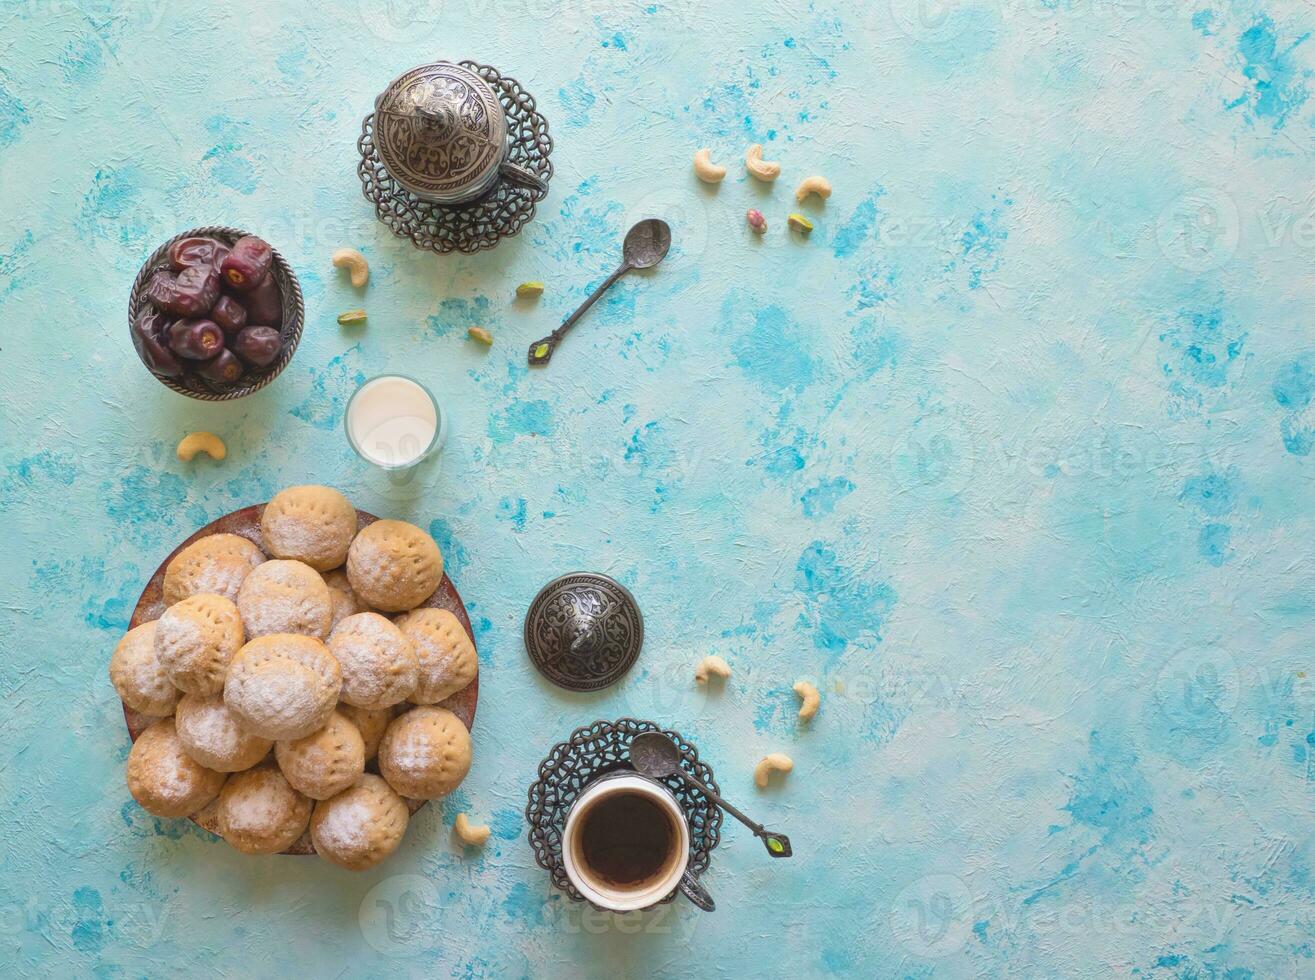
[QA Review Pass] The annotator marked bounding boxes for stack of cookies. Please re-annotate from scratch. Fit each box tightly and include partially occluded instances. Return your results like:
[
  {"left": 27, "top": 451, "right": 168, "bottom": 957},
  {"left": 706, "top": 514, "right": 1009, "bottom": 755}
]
[{"left": 109, "top": 485, "right": 477, "bottom": 871}]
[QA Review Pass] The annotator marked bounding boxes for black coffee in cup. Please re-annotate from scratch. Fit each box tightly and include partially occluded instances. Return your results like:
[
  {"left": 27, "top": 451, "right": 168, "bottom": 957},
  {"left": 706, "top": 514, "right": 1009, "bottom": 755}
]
[{"left": 576, "top": 790, "right": 678, "bottom": 889}]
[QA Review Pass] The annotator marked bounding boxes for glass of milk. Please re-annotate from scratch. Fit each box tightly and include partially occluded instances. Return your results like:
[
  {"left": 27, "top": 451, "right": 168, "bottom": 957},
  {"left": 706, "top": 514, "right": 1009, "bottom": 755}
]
[{"left": 345, "top": 375, "right": 446, "bottom": 470}]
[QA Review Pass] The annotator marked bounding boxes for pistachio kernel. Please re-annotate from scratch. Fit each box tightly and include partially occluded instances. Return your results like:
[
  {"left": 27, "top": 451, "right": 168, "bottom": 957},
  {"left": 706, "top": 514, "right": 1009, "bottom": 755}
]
[
  {"left": 516, "top": 281, "right": 545, "bottom": 299},
  {"left": 467, "top": 327, "right": 493, "bottom": 345},
  {"left": 337, "top": 309, "right": 367, "bottom": 325},
  {"left": 787, "top": 213, "right": 814, "bottom": 234}
]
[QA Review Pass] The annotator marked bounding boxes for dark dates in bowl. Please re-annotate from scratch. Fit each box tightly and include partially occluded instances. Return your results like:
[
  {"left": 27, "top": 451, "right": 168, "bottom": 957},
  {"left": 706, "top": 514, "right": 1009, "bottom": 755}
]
[{"left": 128, "top": 226, "right": 304, "bottom": 400}]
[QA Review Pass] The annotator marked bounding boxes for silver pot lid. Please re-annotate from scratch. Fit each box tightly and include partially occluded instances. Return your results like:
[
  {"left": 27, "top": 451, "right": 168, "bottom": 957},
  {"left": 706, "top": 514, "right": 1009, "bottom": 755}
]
[
  {"left": 374, "top": 61, "right": 507, "bottom": 202},
  {"left": 523, "top": 572, "right": 644, "bottom": 692}
]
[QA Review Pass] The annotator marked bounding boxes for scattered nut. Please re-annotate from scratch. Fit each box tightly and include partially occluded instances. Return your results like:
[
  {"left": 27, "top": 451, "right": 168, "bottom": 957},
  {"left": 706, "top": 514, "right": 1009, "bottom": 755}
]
[
  {"left": 794, "top": 176, "right": 832, "bottom": 204},
  {"left": 516, "top": 281, "right": 545, "bottom": 299},
  {"left": 467, "top": 327, "right": 493, "bottom": 345},
  {"left": 754, "top": 753, "right": 793, "bottom": 788},
  {"left": 787, "top": 213, "right": 814, "bottom": 234},
  {"left": 745, "top": 143, "right": 781, "bottom": 182},
  {"left": 337, "top": 310, "right": 367, "bottom": 325},
  {"left": 694, "top": 655, "right": 732, "bottom": 684},
  {"left": 453, "top": 812, "right": 490, "bottom": 846},
  {"left": 176, "top": 432, "right": 226, "bottom": 463},
  {"left": 331, "top": 248, "right": 369, "bottom": 288},
  {"left": 693, "top": 147, "right": 727, "bottom": 184},
  {"left": 794, "top": 680, "right": 820, "bottom": 722},
  {"left": 746, "top": 209, "right": 767, "bottom": 234}
]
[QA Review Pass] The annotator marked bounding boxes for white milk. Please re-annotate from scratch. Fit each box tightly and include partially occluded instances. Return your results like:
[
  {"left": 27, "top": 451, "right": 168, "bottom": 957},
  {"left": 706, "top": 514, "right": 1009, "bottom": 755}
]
[{"left": 346, "top": 375, "right": 441, "bottom": 468}]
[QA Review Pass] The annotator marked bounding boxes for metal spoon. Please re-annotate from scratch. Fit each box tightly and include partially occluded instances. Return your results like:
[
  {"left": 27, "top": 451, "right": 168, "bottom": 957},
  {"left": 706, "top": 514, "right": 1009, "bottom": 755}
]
[
  {"left": 528, "top": 218, "right": 671, "bottom": 367},
  {"left": 629, "top": 732, "right": 793, "bottom": 858}
]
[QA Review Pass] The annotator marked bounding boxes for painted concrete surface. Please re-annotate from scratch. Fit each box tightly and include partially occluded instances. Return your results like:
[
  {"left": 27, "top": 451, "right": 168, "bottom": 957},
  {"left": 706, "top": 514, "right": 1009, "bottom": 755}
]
[{"left": 2, "top": 1, "right": 1315, "bottom": 976}]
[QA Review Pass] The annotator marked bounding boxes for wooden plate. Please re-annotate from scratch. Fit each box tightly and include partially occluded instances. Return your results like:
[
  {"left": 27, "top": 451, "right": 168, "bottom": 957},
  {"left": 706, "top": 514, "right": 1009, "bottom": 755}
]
[{"left": 124, "top": 504, "right": 478, "bottom": 854}]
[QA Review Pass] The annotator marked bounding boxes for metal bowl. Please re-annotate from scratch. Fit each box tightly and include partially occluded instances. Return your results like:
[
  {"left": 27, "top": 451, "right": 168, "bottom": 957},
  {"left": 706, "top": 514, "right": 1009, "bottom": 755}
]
[{"left": 127, "top": 226, "right": 304, "bottom": 401}]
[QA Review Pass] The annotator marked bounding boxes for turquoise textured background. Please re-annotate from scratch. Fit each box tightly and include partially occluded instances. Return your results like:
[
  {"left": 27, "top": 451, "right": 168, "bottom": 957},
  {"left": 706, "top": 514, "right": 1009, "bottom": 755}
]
[{"left": 3, "top": 1, "right": 1315, "bottom": 976}]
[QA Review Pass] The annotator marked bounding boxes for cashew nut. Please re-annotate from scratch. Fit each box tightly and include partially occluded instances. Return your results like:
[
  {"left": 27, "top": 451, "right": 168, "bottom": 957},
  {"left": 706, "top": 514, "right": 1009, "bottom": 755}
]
[
  {"left": 754, "top": 753, "right": 793, "bottom": 788},
  {"left": 694, "top": 655, "right": 731, "bottom": 684},
  {"left": 795, "top": 176, "right": 832, "bottom": 204},
  {"left": 794, "top": 680, "right": 820, "bottom": 722},
  {"left": 745, "top": 144, "right": 781, "bottom": 182},
  {"left": 453, "top": 812, "right": 490, "bottom": 846},
  {"left": 331, "top": 248, "right": 369, "bottom": 288},
  {"left": 692, "top": 148, "right": 726, "bottom": 184},
  {"left": 176, "top": 432, "right": 226, "bottom": 462}
]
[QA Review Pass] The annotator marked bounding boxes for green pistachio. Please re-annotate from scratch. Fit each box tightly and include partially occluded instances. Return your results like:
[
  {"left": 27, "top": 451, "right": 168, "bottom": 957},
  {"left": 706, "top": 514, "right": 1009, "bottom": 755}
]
[{"left": 787, "top": 213, "right": 814, "bottom": 234}]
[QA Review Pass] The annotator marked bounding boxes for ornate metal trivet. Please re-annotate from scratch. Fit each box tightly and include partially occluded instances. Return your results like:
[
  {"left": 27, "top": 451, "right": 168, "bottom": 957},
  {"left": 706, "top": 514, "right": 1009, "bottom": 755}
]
[
  {"left": 525, "top": 718, "right": 723, "bottom": 910},
  {"left": 523, "top": 572, "right": 643, "bottom": 691},
  {"left": 357, "top": 61, "right": 553, "bottom": 254}
]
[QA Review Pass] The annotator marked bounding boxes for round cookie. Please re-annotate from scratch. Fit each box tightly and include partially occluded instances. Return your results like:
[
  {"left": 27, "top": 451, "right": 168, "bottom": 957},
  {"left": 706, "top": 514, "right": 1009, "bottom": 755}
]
[
  {"left": 236, "top": 560, "right": 333, "bottom": 640},
  {"left": 155, "top": 593, "right": 244, "bottom": 696},
  {"left": 216, "top": 764, "right": 312, "bottom": 855},
  {"left": 109, "top": 621, "right": 180, "bottom": 716},
  {"left": 163, "top": 533, "right": 265, "bottom": 606},
  {"left": 377, "top": 706, "right": 471, "bottom": 800},
  {"left": 260, "top": 485, "right": 358, "bottom": 572},
  {"left": 394, "top": 608, "right": 478, "bottom": 704},
  {"left": 310, "top": 774, "right": 409, "bottom": 871},
  {"left": 275, "top": 711, "right": 366, "bottom": 800},
  {"left": 345, "top": 520, "right": 443, "bottom": 613},
  {"left": 174, "top": 693, "right": 272, "bottom": 772},
  {"left": 126, "top": 718, "right": 226, "bottom": 818},
  {"left": 224, "top": 634, "right": 341, "bottom": 740},
  {"left": 328, "top": 613, "right": 419, "bottom": 710},
  {"left": 324, "top": 570, "right": 361, "bottom": 631},
  {"left": 337, "top": 703, "right": 392, "bottom": 761}
]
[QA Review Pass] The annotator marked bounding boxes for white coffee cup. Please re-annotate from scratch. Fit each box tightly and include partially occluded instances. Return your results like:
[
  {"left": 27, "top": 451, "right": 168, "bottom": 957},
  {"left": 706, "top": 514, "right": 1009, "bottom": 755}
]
[{"left": 562, "top": 772, "right": 695, "bottom": 912}]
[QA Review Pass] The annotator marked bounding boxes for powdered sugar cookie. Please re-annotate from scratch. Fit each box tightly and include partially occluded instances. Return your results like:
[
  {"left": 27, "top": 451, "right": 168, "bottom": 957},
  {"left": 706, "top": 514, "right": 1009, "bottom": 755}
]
[
  {"left": 236, "top": 559, "right": 333, "bottom": 640},
  {"left": 377, "top": 706, "right": 471, "bottom": 800},
  {"left": 216, "top": 763, "right": 312, "bottom": 855},
  {"left": 260, "top": 486, "right": 358, "bottom": 572},
  {"left": 224, "top": 634, "right": 341, "bottom": 740},
  {"left": 393, "top": 608, "right": 477, "bottom": 704},
  {"left": 174, "top": 693, "right": 272, "bottom": 772},
  {"left": 337, "top": 703, "right": 391, "bottom": 761},
  {"left": 163, "top": 533, "right": 265, "bottom": 606},
  {"left": 110, "top": 621, "right": 180, "bottom": 716},
  {"left": 323, "top": 569, "right": 352, "bottom": 593},
  {"left": 323, "top": 569, "right": 362, "bottom": 630},
  {"left": 310, "top": 774, "right": 408, "bottom": 871},
  {"left": 345, "top": 520, "right": 443, "bottom": 613},
  {"left": 126, "top": 718, "right": 226, "bottom": 818},
  {"left": 275, "top": 711, "right": 366, "bottom": 800},
  {"left": 155, "top": 593, "right": 244, "bottom": 696},
  {"left": 328, "top": 612, "right": 419, "bottom": 710}
]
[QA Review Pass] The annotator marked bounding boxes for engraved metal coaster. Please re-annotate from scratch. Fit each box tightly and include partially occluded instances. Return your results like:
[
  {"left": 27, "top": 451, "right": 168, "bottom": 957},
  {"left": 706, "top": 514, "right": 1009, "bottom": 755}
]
[
  {"left": 523, "top": 572, "right": 643, "bottom": 692},
  {"left": 525, "top": 718, "right": 723, "bottom": 910}
]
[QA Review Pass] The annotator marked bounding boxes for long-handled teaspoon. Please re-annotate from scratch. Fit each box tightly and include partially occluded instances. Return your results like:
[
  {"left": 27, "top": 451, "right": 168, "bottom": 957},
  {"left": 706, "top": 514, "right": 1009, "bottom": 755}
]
[
  {"left": 629, "top": 731, "right": 793, "bottom": 858},
  {"left": 528, "top": 218, "right": 672, "bottom": 367}
]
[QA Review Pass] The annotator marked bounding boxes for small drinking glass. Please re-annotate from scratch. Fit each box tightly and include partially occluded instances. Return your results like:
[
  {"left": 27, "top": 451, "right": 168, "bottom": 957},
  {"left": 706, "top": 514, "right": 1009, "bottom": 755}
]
[{"left": 345, "top": 374, "right": 447, "bottom": 471}]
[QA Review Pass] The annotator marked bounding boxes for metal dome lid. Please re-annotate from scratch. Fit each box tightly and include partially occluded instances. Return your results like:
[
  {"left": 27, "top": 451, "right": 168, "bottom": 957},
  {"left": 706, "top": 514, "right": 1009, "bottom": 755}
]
[
  {"left": 523, "top": 572, "right": 644, "bottom": 692},
  {"left": 373, "top": 60, "right": 508, "bottom": 204}
]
